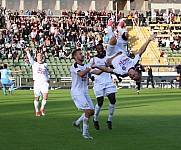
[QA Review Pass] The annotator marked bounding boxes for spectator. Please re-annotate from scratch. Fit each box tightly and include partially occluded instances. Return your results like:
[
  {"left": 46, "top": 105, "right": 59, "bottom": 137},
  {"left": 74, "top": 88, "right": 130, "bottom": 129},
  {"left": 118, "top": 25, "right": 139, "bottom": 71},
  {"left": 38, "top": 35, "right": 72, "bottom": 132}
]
[
  {"left": 135, "top": 63, "right": 145, "bottom": 94},
  {"left": 127, "top": 11, "right": 133, "bottom": 26},
  {"left": 174, "top": 39, "right": 179, "bottom": 50},
  {"left": 47, "top": 9, "right": 53, "bottom": 17},
  {"left": 176, "top": 63, "right": 181, "bottom": 88},
  {"left": 25, "top": 10, "right": 31, "bottom": 16},
  {"left": 165, "top": 38, "right": 170, "bottom": 48},
  {"left": 58, "top": 50, "right": 65, "bottom": 60},
  {"left": 134, "top": 11, "right": 139, "bottom": 26},
  {"left": 12, "top": 50, "right": 19, "bottom": 63},
  {"left": 7, "top": 51, "right": 12, "bottom": 59},
  {"left": 146, "top": 65, "right": 155, "bottom": 88}
]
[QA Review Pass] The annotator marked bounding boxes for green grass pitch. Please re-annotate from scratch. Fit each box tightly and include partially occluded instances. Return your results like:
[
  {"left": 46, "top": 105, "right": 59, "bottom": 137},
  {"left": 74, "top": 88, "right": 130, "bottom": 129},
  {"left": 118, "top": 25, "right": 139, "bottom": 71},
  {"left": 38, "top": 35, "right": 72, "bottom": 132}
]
[{"left": 0, "top": 88, "right": 181, "bottom": 150}]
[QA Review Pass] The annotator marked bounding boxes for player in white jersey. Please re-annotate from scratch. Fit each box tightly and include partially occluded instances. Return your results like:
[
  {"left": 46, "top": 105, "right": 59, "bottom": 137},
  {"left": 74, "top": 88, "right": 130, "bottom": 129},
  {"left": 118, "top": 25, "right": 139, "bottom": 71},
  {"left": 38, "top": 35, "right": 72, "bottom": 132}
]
[
  {"left": 25, "top": 47, "right": 49, "bottom": 117},
  {"left": 0, "top": 64, "right": 22, "bottom": 95},
  {"left": 116, "top": 20, "right": 129, "bottom": 53},
  {"left": 70, "top": 49, "right": 94, "bottom": 139},
  {"left": 89, "top": 43, "right": 117, "bottom": 130},
  {"left": 32, "top": 65, "right": 43, "bottom": 101},
  {"left": 92, "top": 34, "right": 157, "bottom": 81}
]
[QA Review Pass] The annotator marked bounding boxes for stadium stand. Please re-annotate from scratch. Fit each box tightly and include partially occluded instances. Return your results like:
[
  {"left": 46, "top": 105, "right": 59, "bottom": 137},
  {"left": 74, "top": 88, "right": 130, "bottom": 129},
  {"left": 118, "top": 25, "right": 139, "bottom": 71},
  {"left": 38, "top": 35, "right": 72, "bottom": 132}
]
[{"left": 0, "top": 3, "right": 181, "bottom": 88}]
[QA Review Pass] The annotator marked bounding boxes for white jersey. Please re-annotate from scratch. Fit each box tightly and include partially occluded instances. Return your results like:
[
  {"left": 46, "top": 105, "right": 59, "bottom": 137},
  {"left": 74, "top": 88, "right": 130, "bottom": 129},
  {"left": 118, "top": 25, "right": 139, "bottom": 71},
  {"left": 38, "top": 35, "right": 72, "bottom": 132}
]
[
  {"left": 112, "top": 54, "right": 140, "bottom": 75},
  {"left": 70, "top": 63, "right": 89, "bottom": 95},
  {"left": 0, "top": 69, "right": 11, "bottom": 83},
  {"left": 89, "top": 56, "right": 113, "bottom": 85},
  {"left": 27, "top": 52, "right": 49, "bottom": 83}
]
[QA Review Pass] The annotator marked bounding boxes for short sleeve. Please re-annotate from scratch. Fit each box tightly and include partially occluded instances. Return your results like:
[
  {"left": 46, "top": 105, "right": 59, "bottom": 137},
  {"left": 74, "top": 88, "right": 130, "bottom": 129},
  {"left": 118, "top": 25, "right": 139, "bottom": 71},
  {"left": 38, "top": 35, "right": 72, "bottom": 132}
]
[
  {"left": 133, "top": 54, "right": 141, "bottom": 64},
  {"left": 113, "top": 69, "right": 121, "bottom": 75},
  {"left": 70, "top": 65, "right": 81, "bottom": 74}
]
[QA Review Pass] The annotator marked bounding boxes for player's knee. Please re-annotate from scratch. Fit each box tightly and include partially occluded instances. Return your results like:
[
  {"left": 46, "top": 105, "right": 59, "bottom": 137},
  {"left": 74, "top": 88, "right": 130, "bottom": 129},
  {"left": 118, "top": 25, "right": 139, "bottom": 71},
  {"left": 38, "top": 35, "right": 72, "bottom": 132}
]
[
  {"left": 97, "top": 97, "right": 104, "bottom": 107},
  {"left": 35, "top": 97, "right": 39, "bottom": 101},
  {"left": 108, "top": 93, "right": 116, "bottom": 104},
  {"left": 97, "top": 101, "right": 103, "bottom": 107},
  {"left": 110, "top": 99, "right": 116, "bottom": 105},
  {"left": 109, "top": 37, "right": 117, "bottom": 46},
  {"left": 43, "top": 94, "right": 48, "bottom": 100},
  {"left": 90, "top": 110, "right": 94, "bottom": 116},
  {"left": 86, "top": 109, "right": 94, "bottom": 117},
  {"left": 43, "top": 97, "right": 48, "bottom": 100}
]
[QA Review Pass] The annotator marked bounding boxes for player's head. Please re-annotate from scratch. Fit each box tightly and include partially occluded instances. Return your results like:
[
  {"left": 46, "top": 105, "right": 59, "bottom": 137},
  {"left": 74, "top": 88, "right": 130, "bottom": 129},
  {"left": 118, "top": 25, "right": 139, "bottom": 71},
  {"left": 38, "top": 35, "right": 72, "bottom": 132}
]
[
  {"left": 3, "top": 64, "right": 7, "bottom": 69},
  {"left": 146, "top": 65, "right": 151, "bottom": 70},
  {"left": 128, "top": 68, "right": 142, "bottom": 81},
  {"left": 36, "top": 52, "right": 43, "bottom": 63},
  {"left": 96, "top": 43, "right": 105, "bottom": 57},
  {"left": 72, "top": 49, "right": 84, "bottom": 62}
]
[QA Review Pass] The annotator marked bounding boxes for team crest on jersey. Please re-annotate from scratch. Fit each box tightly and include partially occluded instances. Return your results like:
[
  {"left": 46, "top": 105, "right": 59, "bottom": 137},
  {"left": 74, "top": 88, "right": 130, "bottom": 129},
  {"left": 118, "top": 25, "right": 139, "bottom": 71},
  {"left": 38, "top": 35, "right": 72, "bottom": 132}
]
[{"left": 122, "top": 66, "right": 126, "bottom": 70}]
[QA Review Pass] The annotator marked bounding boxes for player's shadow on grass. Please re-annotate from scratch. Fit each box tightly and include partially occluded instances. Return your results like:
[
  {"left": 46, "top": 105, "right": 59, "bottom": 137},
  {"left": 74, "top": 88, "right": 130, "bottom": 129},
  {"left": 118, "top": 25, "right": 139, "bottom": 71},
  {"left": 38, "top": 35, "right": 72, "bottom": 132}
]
[
  {"left": 100, "top": 104, "right": 149, "bottom": 111},
  {"left": 117, "top": 104, "right": 149, "bottom": 109}
]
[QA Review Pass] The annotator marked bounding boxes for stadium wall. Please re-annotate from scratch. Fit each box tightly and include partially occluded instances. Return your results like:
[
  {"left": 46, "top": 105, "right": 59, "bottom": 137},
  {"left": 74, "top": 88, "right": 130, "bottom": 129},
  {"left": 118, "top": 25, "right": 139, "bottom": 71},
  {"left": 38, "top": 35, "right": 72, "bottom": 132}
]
[
  {"left": 0, "top": 0, "right": 149, "bottom": 11},
  {"left": 151, "top": 0, "right": 181, "bottom": 12},
  {"left": 1, "top": 0, "right": 111, "bottom": 11}
]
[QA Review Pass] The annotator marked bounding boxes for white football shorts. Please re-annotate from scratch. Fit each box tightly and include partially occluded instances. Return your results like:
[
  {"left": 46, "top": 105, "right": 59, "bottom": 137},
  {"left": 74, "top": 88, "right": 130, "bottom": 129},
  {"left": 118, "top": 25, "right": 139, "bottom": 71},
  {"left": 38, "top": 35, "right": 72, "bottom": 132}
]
[
  {"left": 71, "top": 93, "right": 94, "bottom": 110},
  {"left": 34, "top": 81, "right": 49, "bottom": 97},
  {"left": 94, "top": 83, "right": 117, "bottom": 98}
]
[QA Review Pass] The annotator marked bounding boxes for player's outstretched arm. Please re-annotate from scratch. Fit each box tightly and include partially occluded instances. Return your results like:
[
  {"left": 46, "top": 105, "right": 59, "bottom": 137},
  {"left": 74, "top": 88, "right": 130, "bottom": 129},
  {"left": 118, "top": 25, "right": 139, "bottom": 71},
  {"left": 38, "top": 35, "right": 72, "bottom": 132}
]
[
  {"left": 137, "top": 34, "right": 157, "bottom": 56},
  {"left": 25, "top": 47, "right": 35, "bottom": 64},
  {"left": 91, "top": 65, "right": 114, "bottom": 73},
  {"left": 91, "top": 69, "right": 103, "bottom": 75}
]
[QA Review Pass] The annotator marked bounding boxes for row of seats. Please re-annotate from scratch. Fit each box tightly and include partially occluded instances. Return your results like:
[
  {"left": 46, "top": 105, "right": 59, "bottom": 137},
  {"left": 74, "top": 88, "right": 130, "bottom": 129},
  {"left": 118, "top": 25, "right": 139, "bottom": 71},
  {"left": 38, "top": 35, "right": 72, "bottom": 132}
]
[
  {"left": 3, "top": 54, "right": 74, "bottom": 78},
  {"left": 159, "top": 47, "right": 181, "bottom": 63}
]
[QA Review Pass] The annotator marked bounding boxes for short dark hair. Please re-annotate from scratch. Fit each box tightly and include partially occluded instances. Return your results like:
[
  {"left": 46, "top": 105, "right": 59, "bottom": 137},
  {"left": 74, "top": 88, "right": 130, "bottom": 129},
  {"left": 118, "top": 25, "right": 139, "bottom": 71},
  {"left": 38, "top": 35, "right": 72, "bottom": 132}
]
[
  {"left": 72, "top": 49, "right": 81, "bottom": 59},
  {"left": 96, "top": 43, "right": 104, "bottom": 50},
  {"left": 4, "top": 64, "right": 7, "bottom": 68}
]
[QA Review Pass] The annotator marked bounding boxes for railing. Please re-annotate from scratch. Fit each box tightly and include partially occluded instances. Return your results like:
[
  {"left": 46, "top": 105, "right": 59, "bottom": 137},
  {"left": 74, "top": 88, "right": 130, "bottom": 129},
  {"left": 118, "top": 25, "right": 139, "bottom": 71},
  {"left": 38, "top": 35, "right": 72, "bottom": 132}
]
[{"left": 9, "top": 66, "right": 179, "bottom": 89}]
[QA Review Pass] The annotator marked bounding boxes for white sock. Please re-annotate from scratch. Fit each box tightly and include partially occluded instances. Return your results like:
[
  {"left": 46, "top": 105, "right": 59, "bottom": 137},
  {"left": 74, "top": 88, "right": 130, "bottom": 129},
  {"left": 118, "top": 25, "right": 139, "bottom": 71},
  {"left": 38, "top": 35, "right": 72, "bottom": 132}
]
[
  {"left": 41, "top": 99, "right": 47, "bottom": 110},
  {"left": 83, "top": 116, "right": 89, "bottom": 135},
  {"left": 106, "top": 44, "right": 116, "bottom": 58},
  {"left": 75, "top": 113, "right": 85, "bottom": 125},
  {"left": 107, "top": 26, "right": 115, "bottom": 40},
  {"left": 117, "top": 26, "right": 123, "bottom": 34},
  {"left": 34, "top": 100, "right": 39, "bottom": 112},
  {"left": 116, "top": 39, "right": 127, "bottom": 54},
  {"left": 108, "top": 104, "right": 115, "bottom": 121},
  {"left": 94, "top": 104, "right": 101, "bottom": 121}
]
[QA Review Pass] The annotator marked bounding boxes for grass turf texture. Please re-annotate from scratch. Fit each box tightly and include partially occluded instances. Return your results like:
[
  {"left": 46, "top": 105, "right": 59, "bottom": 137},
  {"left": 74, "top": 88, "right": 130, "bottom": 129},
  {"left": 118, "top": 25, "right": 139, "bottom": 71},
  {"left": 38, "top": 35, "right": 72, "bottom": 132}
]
[{"left": 0, "top": 89, "right": 181, "bottom": 150}]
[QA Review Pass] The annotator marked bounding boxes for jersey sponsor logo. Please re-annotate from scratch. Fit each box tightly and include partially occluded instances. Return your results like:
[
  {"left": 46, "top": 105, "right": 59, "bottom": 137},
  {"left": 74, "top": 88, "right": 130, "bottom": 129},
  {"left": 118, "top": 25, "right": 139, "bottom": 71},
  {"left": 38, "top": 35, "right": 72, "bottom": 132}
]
[
  {"left": 37, "top": 68, "right": 45, "bottom": 74},
  {"left": 118, "top": 57, "right": 130, "bottom": 66}
]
